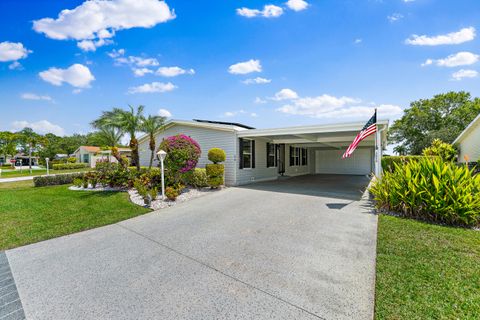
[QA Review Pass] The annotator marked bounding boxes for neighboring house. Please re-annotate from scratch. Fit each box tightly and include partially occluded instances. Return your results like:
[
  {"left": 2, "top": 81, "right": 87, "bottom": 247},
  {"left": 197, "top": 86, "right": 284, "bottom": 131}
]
[
  {"left": 54, "top": 154, "right": 70, "bottom": 160},
  {"left": 73, "top": 146, "right": 132, "bottom": 168},
  {"left": 453, "top": 113, "right": 480, "bottom": 163},
  {"left": 138, "top": 119, "right": 389, "bottom": 186}
]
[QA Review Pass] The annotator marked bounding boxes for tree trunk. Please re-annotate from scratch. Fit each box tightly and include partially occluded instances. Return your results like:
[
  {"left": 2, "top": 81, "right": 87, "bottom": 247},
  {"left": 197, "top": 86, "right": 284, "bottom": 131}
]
[
  {"left": 148, "top": 134, "right": 155, "bottom": 170},
  {"left": 130, "top": 137, "right": 140, "bottom": 170}
]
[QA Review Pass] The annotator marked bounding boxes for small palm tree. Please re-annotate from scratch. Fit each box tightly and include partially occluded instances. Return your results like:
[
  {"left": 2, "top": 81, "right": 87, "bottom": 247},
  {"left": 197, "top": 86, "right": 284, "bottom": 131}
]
[
  {"left": 141, "top": 115, "right": 166, "bottom": 169},
  {"left": 97, "top": 127, "right": 123, "bottom": 162},
  {"left": 393, "top": 145, "right": 408, "bottom": 156},
  {"left": 92, "top": 105, "right": 145, "bottom": 169}
]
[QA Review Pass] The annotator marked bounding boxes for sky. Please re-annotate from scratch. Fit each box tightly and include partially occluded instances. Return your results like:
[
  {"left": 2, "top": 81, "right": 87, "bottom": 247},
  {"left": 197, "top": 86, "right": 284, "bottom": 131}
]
[{"left": 0, "top": 0, "right": 479, "bottom": 137}]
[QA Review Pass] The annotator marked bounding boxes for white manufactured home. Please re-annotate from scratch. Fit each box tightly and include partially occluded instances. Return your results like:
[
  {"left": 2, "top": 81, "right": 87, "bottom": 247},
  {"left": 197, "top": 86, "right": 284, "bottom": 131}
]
[
  {"left": 138, "top": 119, "right": 388, "bottom": 186},
  {"left": 453, "top": 112, "right": 480, "bottom": 163}
]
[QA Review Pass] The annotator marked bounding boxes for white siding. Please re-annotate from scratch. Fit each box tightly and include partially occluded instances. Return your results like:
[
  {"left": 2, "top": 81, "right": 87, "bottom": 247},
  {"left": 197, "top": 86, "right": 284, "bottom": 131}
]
[
  {"left": 458, "top": 122, "right": 480, "bottom": 163},
  {"left": 138, "top": 125, "right": 237, "bottom": 185},
  {"left": 236, "top": 137, "right": 279, "bottom": 185},
  {"left": 284, "top": 145, "right": 311, "bottom": 176}
]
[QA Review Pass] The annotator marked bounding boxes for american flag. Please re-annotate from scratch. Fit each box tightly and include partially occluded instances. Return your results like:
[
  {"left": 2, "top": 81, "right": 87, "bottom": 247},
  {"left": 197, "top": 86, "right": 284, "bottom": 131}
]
[{"left": 342, "top": 111, "right": 377, "bottom": 159}]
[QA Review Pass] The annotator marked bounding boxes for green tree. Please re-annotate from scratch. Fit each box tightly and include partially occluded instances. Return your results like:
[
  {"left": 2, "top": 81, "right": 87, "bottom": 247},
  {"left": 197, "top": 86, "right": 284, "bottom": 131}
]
[
  {"left": 141, "top": 115, "right": 166, "bottom": 169},
  {"left": 92, "top": 105, "right": 145, "bottom": 169},
  {"left": 389, "top": 91, "right": 480, "bottom": 155},
  {"left": 18, "top": 128, "right": 46, "bottom": 173},
  {"left": 0, "top": 131, "right": 18, "bottom": 164},
  {"left": 393, "top": 145, "right": 407, "bottom": 156}
]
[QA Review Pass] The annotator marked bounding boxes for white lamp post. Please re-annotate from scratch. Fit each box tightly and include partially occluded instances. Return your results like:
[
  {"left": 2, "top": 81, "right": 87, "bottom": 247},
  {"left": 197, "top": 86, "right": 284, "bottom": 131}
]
[
  {"left": 156, "top": 150, "right": 167, "bottom": 199},
  {"left": 45, "top": 158, "right": 50, "bottom": 175}
]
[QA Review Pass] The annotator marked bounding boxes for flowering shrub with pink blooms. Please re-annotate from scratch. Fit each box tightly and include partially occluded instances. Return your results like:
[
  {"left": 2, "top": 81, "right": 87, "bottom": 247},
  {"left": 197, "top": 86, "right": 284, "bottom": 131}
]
[{"left": 158, "top": 134, "right": 201, "bottom": 184}]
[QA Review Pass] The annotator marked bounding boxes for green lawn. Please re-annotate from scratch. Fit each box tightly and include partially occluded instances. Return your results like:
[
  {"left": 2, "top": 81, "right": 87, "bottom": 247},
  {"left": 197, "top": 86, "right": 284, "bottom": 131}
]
[
  {"left": 0, "top": 167, "right": 92, "bottom": 178},
  {"left": 0, "top": 184, "right": 150, "bottom": 250},
  {"left": 375, "top": 215, "right": 480, "bottom": 320}
]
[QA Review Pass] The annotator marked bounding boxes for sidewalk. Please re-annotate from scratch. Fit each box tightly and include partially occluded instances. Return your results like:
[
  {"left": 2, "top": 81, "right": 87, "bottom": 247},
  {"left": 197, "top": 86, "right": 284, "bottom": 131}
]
[{"left": 0, "top": 176, "right": 34, "bottom": 183}]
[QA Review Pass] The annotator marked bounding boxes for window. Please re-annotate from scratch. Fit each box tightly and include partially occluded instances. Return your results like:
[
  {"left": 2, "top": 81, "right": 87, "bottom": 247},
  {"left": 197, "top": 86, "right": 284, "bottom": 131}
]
[
  {"left": 83, "top": 154, "right": 89, "bottom": 163},
  {"left": 301, "top": 148, "right": 308, "bottom": 166},
  {"left": 267, "top": 143, "right": 277, "bottom": 168},
  {"left": 289, "top": 147, "right": 308, "bottom": 166},
  {"left": 239, "top": 138, "right": 255, "bottom": 169}
]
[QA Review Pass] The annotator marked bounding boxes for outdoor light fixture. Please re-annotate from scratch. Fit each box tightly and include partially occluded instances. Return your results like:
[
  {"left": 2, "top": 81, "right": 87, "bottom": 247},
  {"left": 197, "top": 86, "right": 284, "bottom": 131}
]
[
  {"left": 156, "top": 150, "right": 167, "bottom": 199},
  {"left": 45, "top": 157, "right": 50, "bottom": 175}
]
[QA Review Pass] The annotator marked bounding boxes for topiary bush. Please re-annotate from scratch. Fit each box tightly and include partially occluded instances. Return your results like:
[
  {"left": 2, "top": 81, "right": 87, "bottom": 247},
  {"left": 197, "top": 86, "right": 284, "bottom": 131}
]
[
  {"left": 208, "top": 148, "right": 226, "bottom": 164},
  {"left": 52, "top": 163, "right": 89, "bottom": 170},
  {"left": 206, "top": 147, "right": 226, "bottom": 188},
  {"left": 158, "top": 134, "right": 201, "bottom": 184},
  {"left": 33, "top": 173, "right": 85, "bottom": 187},
  {"left": 370, "top": 157, "right": 480, "bottom": 227}
]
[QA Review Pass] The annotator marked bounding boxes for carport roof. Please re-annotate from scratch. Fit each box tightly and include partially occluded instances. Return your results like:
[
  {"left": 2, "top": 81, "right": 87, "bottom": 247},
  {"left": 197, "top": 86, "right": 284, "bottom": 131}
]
[{"left": 237, "top": 120, "right": 388, "bottom": 147}]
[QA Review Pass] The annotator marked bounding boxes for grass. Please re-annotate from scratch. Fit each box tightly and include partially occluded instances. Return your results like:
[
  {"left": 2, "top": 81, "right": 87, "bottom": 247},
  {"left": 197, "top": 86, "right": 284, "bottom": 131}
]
[
  {"left": 0, "top": 183, "right": 150, "bottom": 250},
  {"left": 375, "top": 214, "right": 480, "bottom": 320},
  {"left": 0, "top": 167, "right": 92, "bottom": 178}
]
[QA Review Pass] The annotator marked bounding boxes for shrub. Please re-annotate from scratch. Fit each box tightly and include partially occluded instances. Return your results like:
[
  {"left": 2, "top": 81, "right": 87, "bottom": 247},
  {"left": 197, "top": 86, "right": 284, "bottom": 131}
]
[
  {"left": 206, "top": 164, "right": 224, "bottom": 188},
  {"left": 422, "top": 139, "right": 457, "bottom": 162},
  {"left": 33, "top": 173, "right": 85, "bottom": 187},
  {"left": 381, "top": 155, "right": 425, "bottom": 173},
  {"left": 52, "top": 163, "right": 89, "bottom": 170},
  {"left": 158, "top": 134, "right": 201, "bottom": 184},
  {"left": 183, "top": 168, "right": 208, "bottom": 188},
  {"left": 73, "top": 178, "right": 83, "bottom": 187},
  {"left": 370, "top": 157, "right": 480, "bottom": 227},
  {"left": 165, "top": 186, "right": 179, "bottom": 201},
  {"left": 208, "top": 148, "right": 226, "bottom": 164},
  {"left": 67, "top": 157, "right": 77, "bottom": 163}
]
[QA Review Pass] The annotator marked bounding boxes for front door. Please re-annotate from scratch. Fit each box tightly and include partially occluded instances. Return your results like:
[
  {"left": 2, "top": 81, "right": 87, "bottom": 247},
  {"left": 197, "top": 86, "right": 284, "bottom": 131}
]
[{"left": 278, "top": 144, "right": 286, "bottom": 175}]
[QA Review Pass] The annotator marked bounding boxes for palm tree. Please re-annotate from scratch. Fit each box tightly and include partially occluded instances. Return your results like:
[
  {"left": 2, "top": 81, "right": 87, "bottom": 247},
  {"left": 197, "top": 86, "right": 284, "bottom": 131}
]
[
  {"left": 92, "top": 105, "right": 145, "bottom": 169},
  {"left": 141, "top": 115, "right": 166, "bottom": 169},
  {"left": 393, "top": 145, "right": 407, "bottom": 156},
  {"left": 97, "top": 127, "right": 124, "bottom": 163},
  {"left": 18, "top": 128, "right": 45, "bottom": 173}
]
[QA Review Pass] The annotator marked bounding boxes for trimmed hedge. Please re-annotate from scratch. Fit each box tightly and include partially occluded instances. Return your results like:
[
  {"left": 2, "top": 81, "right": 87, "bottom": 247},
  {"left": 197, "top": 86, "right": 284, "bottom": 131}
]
[
  {"left": 182, "top": 168, "right": 208, "bottom": 188},
  {"left": 52, "top": 163, "right": 89, "bottom": 170},
  {"left": 33, "top": 173, "right": 85, "bottom": 187},
  {"left": 206, "top": 164, "right": 224, "bottom": 188},
  {"left": 382, "top": 156, "right": 426, "bottom": 173}
]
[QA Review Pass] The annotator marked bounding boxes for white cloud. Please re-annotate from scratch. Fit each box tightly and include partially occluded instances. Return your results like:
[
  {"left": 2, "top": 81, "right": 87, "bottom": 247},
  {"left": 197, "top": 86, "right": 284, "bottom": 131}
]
[
  {"left": 237, "top": 5, "right": 283, "bottom": 18},
  {"left": 228, "top": 59, "right": 262, "bottom": 75},
  {"left": 116, "top": 55, "right": 159, "bottom": 67},
  {"left": 11, "top": 120, "right": 65, "bottom": 136},
  {"left": 422, "top": 52, "right": 479, "bottom": 67},
  {"left": 223, "top": 110, "right": 257, "bottom": 118},
  {"left": 286, "top": 0, "right": 309, "bottom": 11},
  {"left": 254, "top": 97, "right": 267, "bottom": 104},
  {"left": 128, "top": 81, "right": 176, "bottom": 94},
  {"left": 133, "top": 68, "right": 153, "bottom": 77},
  {"left": 39, "top": 64, "right": 95, "bottom": 88},
  {"left": 406, "top": 27, "right": 476, "bottom": 46},
  {"left": 354, "top": 38, "right": 362, "bottom": 44},
  {"left": 242, "top": 77, "right": 271, "bottom": 85},
  {"left": 250, "top": 112, "right": 258, "bottom": 117},
  {"left": 276, "top": 92, "right": 402, "bottom": 119},
  {"left": 156, "top": 66, "right": 195, "bottom": 77},
  {"left": 273, "top": 88, "right": 299, "bottom": 100},
  {"left": 8, "top": 61, "right": 23, "bottom": 70},
  {"left": 451, "top": 69, "right": 478, "bottom": 81},
  {"left": 33, "top": 0, "right": 175, "bottom": 51},
  {"left": 158, "top": 108, "right": 172, "bottom": 117},
  {"left": 387, "top": 13, "right": 403, "bottom": 22},
  {"left": 0, "top": 41, "right": 31, "bottom": 62},
  {"left": 107, "top": 48, "right": 125, "bottom": 58},
  {"left": 21, "top": 93, "right": 53, "bottom": 102}
]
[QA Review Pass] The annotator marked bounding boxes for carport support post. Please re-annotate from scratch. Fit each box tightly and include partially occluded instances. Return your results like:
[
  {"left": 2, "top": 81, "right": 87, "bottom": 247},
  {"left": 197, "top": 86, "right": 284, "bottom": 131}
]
[{"left": 374, "top": 125, "right": 384, "bottom": 178}]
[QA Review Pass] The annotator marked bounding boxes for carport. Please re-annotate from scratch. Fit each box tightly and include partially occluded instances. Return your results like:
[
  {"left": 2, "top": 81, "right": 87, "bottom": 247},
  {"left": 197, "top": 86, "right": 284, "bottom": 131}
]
[{"left": 236, "top": 121, "right": 388, "bottom": 182}]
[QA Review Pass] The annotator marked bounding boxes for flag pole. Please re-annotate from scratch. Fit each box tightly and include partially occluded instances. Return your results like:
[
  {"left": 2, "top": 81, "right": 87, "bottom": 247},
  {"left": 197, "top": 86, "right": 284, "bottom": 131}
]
[{"left": 374, "top": 108, "right": 379, "bottom": 177}]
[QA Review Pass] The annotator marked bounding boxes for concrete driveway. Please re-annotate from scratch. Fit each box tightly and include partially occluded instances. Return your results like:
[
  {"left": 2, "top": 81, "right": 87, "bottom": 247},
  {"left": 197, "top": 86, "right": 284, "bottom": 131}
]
[{"left": 4, "top": 174, "right": 377, "bottom": 320}]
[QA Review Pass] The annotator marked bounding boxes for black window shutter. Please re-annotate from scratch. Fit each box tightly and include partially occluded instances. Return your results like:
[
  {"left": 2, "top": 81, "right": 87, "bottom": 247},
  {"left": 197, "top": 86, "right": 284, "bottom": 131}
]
[
  {"left": 305, "top": 149, "right": 308, "bottom": 166},
  {"left": 251, "top": 140, "right": 256, "bottom": 168},
  {"left": 289, "top": 146, "right": 294, "bottom": 166},
  {"left": 266, "top": 142, "right": 270, "bottom": 167},
  {"left": 239, "top": 138, "right": 244, "bottom": 169}
]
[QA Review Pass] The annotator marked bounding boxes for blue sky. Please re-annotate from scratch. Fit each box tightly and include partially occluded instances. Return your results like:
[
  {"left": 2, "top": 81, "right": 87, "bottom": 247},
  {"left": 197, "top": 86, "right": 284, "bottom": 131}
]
[{"left": 0, "top": 0, "right": 479, "bottom": 136}]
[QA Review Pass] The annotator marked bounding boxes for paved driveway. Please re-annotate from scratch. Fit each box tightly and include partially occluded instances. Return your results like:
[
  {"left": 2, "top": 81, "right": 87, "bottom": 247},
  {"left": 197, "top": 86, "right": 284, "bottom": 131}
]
[{"left": 5, "top": 174, "right": 377, "bottom": 320}]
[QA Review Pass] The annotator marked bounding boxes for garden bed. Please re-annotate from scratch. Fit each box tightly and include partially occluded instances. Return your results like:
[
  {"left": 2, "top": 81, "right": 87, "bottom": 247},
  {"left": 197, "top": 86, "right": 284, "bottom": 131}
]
[{"left": 128, "top": 187, "right": 221, "bottom": 210}]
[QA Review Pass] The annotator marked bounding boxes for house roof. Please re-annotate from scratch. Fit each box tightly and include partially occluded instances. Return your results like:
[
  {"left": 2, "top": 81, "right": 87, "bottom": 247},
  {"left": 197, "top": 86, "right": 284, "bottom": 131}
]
[
  {"left": 193, "top": 119, "right": 255, "bottom": 130},
  {"left": 453, "top": 113, "right": 480, "bottom": 144},
  {"left": 80, "top": 146, "right": 101, "bottom": 153},
  {"left": 138, "top": 119, "right": 250, "bottom": 143}
]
